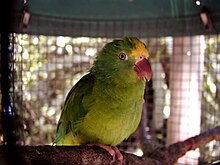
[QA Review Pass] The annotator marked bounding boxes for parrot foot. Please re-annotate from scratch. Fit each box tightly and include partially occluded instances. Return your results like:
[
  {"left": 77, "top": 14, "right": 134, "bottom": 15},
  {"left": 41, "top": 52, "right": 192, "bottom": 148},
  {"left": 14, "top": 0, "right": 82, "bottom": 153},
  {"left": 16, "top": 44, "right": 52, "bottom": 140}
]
[{"left": 87, "top": 143, "right": 123, "bottom": 165}]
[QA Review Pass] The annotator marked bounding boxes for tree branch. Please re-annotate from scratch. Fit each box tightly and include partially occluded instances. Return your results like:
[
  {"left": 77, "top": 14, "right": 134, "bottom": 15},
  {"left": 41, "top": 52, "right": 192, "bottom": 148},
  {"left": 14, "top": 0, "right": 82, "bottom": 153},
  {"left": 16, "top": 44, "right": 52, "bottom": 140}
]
[
  {"left": 146, "top": 125, "right": 220, "bottom": 164},
  {"left": 0, "top": 125, "right": 219, "bottom": 165},
  {"left": 166, "top": 125, "right": 220, "bottom": 164}
]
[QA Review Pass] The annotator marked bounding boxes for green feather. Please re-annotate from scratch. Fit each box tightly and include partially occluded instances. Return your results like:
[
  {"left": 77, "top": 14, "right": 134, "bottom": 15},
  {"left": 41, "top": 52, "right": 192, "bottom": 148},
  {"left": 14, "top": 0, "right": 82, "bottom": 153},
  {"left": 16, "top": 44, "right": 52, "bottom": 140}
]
[{"left": 53, "top": 37, "right": 148, "bottom": 146}]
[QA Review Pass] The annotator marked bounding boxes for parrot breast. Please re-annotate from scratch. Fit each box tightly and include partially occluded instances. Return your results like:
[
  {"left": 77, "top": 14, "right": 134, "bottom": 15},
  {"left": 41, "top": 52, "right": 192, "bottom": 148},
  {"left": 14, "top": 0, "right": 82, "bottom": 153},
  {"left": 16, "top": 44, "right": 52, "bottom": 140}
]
[{"left": 76, "top": 79, "right": 145, "bottom": 146}]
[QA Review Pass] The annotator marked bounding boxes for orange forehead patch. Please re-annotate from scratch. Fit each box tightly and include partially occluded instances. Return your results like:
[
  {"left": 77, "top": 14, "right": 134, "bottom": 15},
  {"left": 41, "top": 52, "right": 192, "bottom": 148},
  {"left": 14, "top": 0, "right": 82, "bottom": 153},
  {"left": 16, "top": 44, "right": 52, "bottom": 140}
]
[{"left": 131, "top": 39, "right": 149, "bottom": 59}]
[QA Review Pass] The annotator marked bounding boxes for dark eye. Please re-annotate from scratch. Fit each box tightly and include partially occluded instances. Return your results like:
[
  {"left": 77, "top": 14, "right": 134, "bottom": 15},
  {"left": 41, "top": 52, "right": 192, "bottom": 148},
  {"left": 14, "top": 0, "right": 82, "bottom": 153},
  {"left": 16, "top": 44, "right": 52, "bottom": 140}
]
[{"left": 118, "top": 53, "right": 128, "bottom": 60}]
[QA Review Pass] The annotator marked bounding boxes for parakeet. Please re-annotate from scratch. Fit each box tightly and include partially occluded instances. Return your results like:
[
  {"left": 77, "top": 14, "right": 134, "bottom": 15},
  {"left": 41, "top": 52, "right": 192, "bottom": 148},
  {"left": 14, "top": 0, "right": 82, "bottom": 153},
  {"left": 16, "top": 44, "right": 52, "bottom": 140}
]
[{"left": 53, "top": 37, "right": 152, "bottom": 164}]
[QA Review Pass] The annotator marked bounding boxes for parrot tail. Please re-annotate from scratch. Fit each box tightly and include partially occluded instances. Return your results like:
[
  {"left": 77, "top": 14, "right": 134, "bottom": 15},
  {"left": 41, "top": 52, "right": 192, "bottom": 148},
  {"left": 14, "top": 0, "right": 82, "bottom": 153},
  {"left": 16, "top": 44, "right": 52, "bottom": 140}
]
[
  {"left": 52, "top": 122, "right": 63, "bottom": 145},
  {"left": 53, "top": 121, "right": 80, "bottom": 145}
]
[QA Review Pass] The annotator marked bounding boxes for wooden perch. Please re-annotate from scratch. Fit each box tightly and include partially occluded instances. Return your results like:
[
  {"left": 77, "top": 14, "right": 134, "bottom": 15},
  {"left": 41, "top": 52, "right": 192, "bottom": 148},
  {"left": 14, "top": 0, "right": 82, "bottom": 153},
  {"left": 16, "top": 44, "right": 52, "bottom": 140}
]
[{"left": 0, "top": 125, "right": 220, "bottom": 165}]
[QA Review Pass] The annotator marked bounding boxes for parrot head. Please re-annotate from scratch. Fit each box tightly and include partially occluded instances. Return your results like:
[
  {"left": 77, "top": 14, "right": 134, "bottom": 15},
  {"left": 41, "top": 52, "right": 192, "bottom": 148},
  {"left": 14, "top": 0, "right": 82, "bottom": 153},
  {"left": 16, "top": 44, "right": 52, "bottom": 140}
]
[{"left": 91, "top": 37, "right": 152, "bottom": 85}]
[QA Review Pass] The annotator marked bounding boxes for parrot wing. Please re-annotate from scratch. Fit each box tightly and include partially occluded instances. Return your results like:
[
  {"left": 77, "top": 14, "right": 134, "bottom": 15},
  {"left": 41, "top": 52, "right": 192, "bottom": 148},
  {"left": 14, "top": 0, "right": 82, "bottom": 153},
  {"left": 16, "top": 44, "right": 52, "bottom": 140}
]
[{"left": 53, "top": 73, "right": 95, "bottom": 145}]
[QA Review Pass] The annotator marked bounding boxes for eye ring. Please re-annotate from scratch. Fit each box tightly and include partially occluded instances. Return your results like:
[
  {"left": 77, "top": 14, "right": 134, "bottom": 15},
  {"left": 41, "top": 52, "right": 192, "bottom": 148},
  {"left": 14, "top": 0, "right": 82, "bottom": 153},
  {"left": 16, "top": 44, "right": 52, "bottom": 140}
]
[{"left": 118, "top": 52, "right": 128, "bottom": 60}]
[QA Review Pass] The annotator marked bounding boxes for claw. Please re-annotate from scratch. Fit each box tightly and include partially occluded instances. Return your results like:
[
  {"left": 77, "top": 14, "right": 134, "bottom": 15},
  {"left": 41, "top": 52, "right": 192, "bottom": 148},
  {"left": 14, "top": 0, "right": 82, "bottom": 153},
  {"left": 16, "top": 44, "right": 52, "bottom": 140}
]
[
  {"left": 87, "top": 143, "right": 123, "bottom": 165},
  {"left": 112, "top": 146, "right": 123, "bottom": 165}
]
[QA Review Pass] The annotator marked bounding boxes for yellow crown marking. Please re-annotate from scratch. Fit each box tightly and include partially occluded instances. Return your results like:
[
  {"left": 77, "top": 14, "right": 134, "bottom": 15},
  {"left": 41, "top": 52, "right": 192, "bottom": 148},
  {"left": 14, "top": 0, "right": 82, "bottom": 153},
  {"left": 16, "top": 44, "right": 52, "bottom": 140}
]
[{"left": 131, "top": 39, "right": 149, "bottom": 59}]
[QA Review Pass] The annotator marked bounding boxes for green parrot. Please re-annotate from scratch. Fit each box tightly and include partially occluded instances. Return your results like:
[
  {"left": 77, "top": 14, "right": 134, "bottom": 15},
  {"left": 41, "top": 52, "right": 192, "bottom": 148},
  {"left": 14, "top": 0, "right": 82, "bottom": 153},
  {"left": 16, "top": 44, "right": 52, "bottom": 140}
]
[{"left": 53, "top": 37, "right": 152, "bottom": 164}]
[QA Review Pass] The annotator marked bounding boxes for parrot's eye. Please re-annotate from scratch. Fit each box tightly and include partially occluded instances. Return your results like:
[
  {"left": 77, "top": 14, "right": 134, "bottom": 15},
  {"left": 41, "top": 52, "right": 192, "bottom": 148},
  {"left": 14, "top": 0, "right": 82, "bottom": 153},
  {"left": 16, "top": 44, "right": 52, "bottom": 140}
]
[{"left": 118, "top": 53, "right": 128, "bottom": 60}]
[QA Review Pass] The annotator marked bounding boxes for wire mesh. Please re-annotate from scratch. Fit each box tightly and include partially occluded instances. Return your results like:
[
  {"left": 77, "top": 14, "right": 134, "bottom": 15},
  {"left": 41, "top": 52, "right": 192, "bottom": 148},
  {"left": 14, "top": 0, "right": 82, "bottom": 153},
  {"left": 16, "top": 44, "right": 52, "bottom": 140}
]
[
  {"left": 1, "top": 16, "right": 220, "bottom": 165},
  {"left": 8, "top": 35, "right": 114, "bottom": 145}
]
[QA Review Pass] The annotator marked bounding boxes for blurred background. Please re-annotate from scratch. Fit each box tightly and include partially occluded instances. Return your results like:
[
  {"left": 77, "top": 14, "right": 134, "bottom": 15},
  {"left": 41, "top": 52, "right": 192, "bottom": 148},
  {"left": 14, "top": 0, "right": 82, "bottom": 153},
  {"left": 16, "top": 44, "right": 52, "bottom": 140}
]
[{"left": 1, "top": 0, "right": 220, "bottom": 164}]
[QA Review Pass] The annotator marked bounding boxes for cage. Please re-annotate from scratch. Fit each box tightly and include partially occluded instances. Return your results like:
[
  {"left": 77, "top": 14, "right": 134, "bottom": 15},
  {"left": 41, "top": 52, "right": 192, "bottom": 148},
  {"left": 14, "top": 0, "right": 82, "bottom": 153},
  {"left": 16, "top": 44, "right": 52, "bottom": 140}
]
[{"left": 1, "top": 0, "right": 220, "bottom": 164}]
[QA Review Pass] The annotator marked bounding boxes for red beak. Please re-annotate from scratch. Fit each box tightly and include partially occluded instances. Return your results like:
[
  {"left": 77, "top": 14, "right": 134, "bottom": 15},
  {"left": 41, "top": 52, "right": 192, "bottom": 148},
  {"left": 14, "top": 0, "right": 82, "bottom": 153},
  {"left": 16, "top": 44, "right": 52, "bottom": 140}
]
[{"left": 134, "top": 57, "right": 152, "bottom": 81}]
